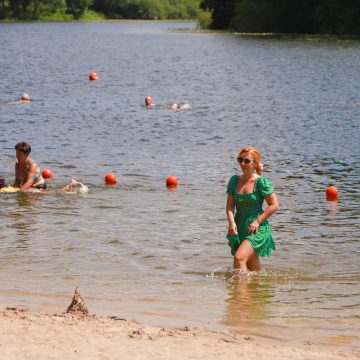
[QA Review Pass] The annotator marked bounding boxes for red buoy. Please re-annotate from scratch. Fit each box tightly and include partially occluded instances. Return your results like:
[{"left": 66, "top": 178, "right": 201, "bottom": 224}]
[
  {"left": 89, "top": 72, "right": 99, "bottom": 81},
  {"left": 326, "top": 186, "right": 338, "bottom": 202},
  {"left": 42, "top": 169, "right": 53, "bottom": 179},
  {"left": 105, "top": 173, "right": 117, "bottom": 185},
  {"left": 166, "top": 176, "right": 178, "bottom": 188}
]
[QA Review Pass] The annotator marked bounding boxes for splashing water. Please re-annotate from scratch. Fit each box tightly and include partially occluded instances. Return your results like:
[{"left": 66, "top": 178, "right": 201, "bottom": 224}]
[{"left": 209, "top": 266, "right": 300, "bottom": 283}]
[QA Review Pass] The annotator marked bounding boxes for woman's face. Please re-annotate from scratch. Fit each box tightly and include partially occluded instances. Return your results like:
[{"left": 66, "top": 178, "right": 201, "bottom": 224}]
[
  {"left": 16, "top": 149, "right": 27, "bottom": 162},
  {"left": 238, "top": 152, "right": 256, "bottom": 173}
]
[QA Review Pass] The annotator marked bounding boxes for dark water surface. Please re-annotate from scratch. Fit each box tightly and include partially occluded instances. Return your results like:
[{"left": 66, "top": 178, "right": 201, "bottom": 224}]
[{"left": 1, "top": 22, "right": 360, "bottom": 349}]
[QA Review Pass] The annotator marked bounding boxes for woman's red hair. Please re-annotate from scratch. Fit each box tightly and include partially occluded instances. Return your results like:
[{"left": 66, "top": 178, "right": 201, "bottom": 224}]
[{"left": 238, "top": 146, "right": 264, "bottom": 175}]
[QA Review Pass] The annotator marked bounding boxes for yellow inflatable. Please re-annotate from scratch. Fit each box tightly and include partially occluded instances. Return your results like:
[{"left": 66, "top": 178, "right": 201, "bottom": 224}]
[{"left": 0, "top": 186, "right": 19, "bottom": 193}]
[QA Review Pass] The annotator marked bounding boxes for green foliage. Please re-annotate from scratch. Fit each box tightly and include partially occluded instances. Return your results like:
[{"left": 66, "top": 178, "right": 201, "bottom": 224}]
[
  {"left": 200, "top": 0, "right": 235, "bottom": 29},
  {"left": 66, "top": 0, "right": 93, "bottom": 19},
  {"left": 91, "top": 0, "right": 127, "bottom": 19},
  {"left": 197, "top": 9, "right": 211, "bottom": 28},
  {"left": 200, "top": 0, "right": 360, "bottom": 35},
  {"left": 126, "top": 0, "right": 167, "bottom": 19},
  {"left": 230, "top": 0, "right": 317, "bottom": 33},
  {"left": 1, "top": 0, "right": 67, "bottom": 19},
  {"left": 0, "top": 0, "right": 200, "bottom": 20},
  {"left": 78, "top": 9, "right": 105, "bottom": 19}
]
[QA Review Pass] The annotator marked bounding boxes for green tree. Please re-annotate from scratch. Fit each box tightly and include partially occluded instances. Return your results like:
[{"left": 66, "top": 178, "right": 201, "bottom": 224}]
[
  {"left": 200, "top": 0, "right": 236, "bottom": 29},
  {"left": 201, "top": 0, "right": 360, "bottom": 35},
  {"left": 91, "top": 0, "right": 127, "bottom": 18},
  {"left": 66, "top": 0, "right": 93, "bottom": 18},
  {"left": 231, "top": 0, "right": 316, "bottom": 33},
  {"left": 126, "top": 0, "right": 168, "bottom": 19}
]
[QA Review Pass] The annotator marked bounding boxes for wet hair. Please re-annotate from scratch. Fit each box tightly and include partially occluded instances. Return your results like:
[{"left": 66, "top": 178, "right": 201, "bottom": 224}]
[
  {"left": 0, "top": 176, "right": 6, "bottom": 189},
  {"left": 15, "top": 141, "right": 31, "bottom": 154},
  {"left": 238, "top": 146, "right": 264, "bottom": 175}
]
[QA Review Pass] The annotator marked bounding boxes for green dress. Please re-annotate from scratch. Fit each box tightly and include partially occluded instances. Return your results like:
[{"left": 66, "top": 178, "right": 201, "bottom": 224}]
[{"left": 226, "top": 175, "right": 276, "bottom": 257}]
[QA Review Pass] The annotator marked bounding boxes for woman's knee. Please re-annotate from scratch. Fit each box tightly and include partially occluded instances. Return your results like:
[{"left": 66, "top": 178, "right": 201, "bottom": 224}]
[
  {"left": 234, "top": 251, "right": 247, "bottom": 264},
  {"left": 235, "top": 241, "right": 253, "bottom": 261}
]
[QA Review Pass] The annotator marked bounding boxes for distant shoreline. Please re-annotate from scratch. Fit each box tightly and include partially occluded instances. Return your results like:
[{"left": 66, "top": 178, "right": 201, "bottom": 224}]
[
  {"left": 1, "top": 20, "right": 359, "bottom": 40},
  {"left": 0, "top": 19, "right": 196, "bottom": 23}
]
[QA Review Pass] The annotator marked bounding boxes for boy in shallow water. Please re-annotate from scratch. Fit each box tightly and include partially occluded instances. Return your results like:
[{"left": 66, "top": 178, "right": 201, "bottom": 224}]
[{"left": 13, "top": 141, "right": 46, "bottom": 190}]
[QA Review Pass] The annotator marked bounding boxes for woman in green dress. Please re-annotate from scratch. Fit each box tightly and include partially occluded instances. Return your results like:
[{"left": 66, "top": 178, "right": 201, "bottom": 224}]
[{"left": 226, "top": 146, "right": 279, "bottom": 271}]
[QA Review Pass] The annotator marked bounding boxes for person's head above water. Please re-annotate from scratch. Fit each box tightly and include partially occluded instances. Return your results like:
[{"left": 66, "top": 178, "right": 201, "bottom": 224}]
[
  {"left": 145, "top": 96, "right": 154, "bottom": 107},
  {"left": 170, "top": 103, "right": 180, "bottom": 110},
  {"left": 21, "top": 93, "right": 30, "bottom": 102}
]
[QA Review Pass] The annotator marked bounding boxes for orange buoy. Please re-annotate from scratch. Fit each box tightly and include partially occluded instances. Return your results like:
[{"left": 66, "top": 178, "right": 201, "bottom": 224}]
[
  {"left": 326, "top": 186, "right": 338, "bottom": 201},
  {"left": 105, "top": 173, "right": 117, "bottom": 185},
  {"left": 42, "top": 169, "right": 53, "bottom": 179},
  {"left": 89, "top": 72, "right": 99, "bottom": 81},
  {"left": 166, "top": 176, "right": 178, "bottom": 188}
]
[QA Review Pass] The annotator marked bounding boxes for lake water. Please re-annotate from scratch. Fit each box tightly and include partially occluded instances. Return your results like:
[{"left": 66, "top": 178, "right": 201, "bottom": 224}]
[{"left": 0, "top": 21, "right": 359, "bottom": 350}]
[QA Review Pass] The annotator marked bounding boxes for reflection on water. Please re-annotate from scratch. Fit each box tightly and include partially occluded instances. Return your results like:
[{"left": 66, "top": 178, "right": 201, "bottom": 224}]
[
  {"left": 7, "top": 221, "right": 32, "bottom": 248},
  {"left": 3, "top": 193, "right": 46, "bottom": 248},
  {"left": 326, "top": 200, "right": 338, "bottom": 216},
  {"left": 16, "top": 192, "right": 44, "bottom": 208},
  {"left": 222, "top": 277, "right": 273, "bottom": 329},
  {"left": 0, "top": 21, "right": 360, "bottom": 350}
]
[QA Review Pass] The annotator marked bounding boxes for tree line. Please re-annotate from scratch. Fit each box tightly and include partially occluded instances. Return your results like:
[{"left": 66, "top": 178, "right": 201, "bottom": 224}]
[
  {"left": 2, "top": 0, "right": 359, "bottom": 36},
  {"left": 0, "top": 0, "right": 201, "bottom": 20},
  {"left": 200, "top": 0, "right": 360, "bottom": 35}
]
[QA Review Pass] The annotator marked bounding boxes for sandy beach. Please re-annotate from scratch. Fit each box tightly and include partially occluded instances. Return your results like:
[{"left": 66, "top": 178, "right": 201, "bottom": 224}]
[{"left": 1, "top": 306, "right": 359, "bottom": 360}]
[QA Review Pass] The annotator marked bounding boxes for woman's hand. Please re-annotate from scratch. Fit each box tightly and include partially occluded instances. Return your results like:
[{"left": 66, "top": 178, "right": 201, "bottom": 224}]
[
  {"left": 248, "top": 218, "right": 260, "bottom": 234},
  {"left": 228, "top": 223, "right": 238, "bottom": 235}
]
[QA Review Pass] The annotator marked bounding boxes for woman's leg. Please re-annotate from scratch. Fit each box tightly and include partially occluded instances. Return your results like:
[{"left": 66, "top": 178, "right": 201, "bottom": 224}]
[
  {"left": 246, "top": 252, "right": 261, "bottom": 272},
  {"left": 233, "top": 240, "right": 261, "bottom": 271}
]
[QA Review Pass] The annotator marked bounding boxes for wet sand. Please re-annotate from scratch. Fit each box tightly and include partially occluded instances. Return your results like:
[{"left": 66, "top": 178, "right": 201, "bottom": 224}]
[{"left": 1, "top": 306, "right": 359, "bottom": 360}]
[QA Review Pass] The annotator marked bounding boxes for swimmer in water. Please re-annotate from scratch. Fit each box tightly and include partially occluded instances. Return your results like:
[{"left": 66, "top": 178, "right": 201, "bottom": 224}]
[
  {"left": 170, "top": 103, "right": 180, "bottom": 110},
  {"left": 21, "top": 93, "right": 30, "bottom": 102},
  {"left": 145, "top": 96, "right": 155, "bottom": 107},
  {"left": 169, "top": 103, "right": 191, "bottom": 111},
  {"left": 0, "top": 93, "right": 31, "bottom": 106},
  {"left": 13, "top": 141, "right": 46, "bottom": 191},
  {"left": 59, "top": 179, "right": 88, "bottom": 194}
]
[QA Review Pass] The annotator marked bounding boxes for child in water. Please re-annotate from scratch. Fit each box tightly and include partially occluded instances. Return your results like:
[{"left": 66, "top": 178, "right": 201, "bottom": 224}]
[
  {"left": 12, "top": 141, "right": 88, "bottom": 194},
  {"left": 1, "top": 175, "right": 88, "bottom": 194},
  {"left": 13, "top": 141, "right": 46, "bottom": 190}
]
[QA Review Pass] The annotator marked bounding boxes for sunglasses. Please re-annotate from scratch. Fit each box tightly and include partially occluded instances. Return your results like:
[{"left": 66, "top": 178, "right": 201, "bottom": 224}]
[{"left": 237, "top": 157, "right": 253, "bottom": 165}]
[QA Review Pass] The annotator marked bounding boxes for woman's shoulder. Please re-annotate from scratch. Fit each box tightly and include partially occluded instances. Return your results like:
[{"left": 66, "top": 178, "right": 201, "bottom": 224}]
[
  {"left": 256, "top": 175, "right": 271, "bottom": 182},
  {"left": 226, "top": 174, "right": 239, "bottom": 195},
  {"left": 255, "top": 176, "right": 274, "bottom": 194}
]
